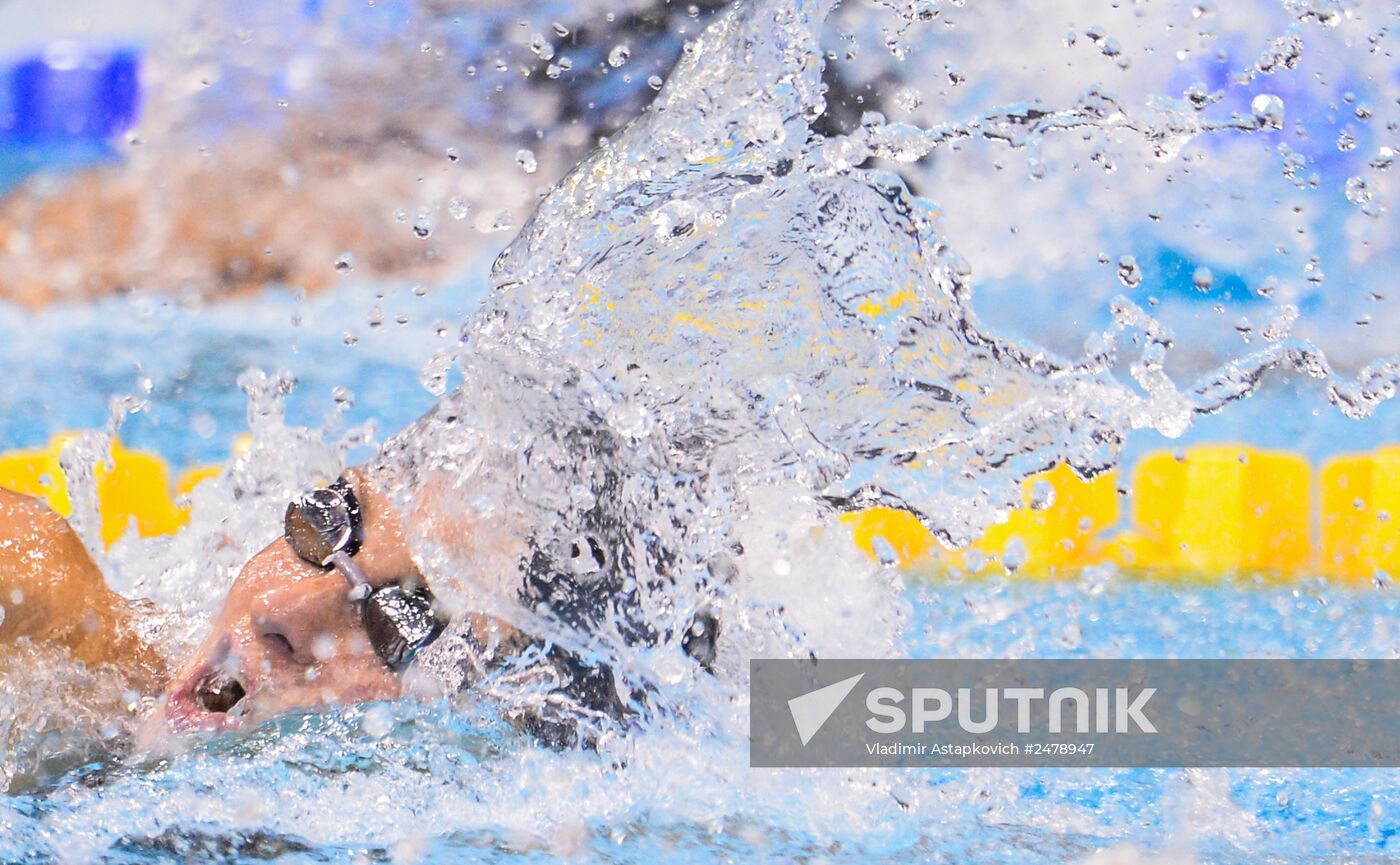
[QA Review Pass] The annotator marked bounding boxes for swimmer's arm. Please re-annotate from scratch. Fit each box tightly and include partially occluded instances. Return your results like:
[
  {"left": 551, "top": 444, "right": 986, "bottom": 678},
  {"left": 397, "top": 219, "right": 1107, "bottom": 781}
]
[{"left": 0, "top": 488, "right": 161, "bottom": 678}]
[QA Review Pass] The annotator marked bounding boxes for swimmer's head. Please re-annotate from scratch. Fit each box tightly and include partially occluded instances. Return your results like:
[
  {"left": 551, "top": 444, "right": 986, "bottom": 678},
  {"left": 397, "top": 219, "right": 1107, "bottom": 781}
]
[{"left": 141, "top": 471, "right": 435, "bottom": 743}]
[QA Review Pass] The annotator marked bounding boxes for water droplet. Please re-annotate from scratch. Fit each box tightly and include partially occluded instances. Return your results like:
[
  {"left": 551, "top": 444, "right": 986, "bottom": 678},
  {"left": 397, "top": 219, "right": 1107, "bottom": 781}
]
[
  {"left": 1002, "top": 537, "right": 1028, "bottom": 572},
  {"left": 1337, "top": 128, "right": 1357, "bottom": 152},
  {"left": 647, "top": 74, "right": 664, "bottom": 91},
  {"left": 367, "top": 306, "right": 385, "bottom": 328},
  {"left": 1251, "top": 94, "right": 1285, "bottom": 129},
  {"left": 1117, "top": 255, "right": 1142, "bottom": 288},
  {"left": 311, "top": 633, "right": 339, "bottom": 661},
  {"left": 893, "top": 87, "right": 922, "bottom": 113},
  {"left": 1298, "top": 7, "right": 1341, "bottom": 27},
  {"left": 529, "top": 34, "right": 555, "bottom": 61},
  {"left": 1184, "top": 83, "right": 1214, "bottom": 110},
  {"left": 334, "top": 252, "right": 354, "bottom": 272},
  {"left": 1304, "top": 255, "right": 1325, "bottom": 286},
  {"left": 343, "top": 332, "right": 360, "bottom": 346},
  {"left": 870, "top": 535, "right": 897, "bottom": 566},
  {"left": 488, "top": 211, "right": 516, "bottom": 233},
  {"left": 1371, "top": 146, "right": 1396, "bottom": 171},
  {"left": 608, "top": 44, "right": 631, "bottom": 68},
  {"left": 1345, "top": 176, "right": 1384, "bottom": 217},
  {"left": 1192, "top": 266, "right": 1214, "bottom": 292},
  {"left": 448, "top": 197, "right": 471, "bottom": 220},
  {"left": 412, "top": 214, "right": 434, "bottom": 239},
  {"left": 945, "top": 64, "right": 965, "bottom": 86},
  {"left": 516, "top": 149, "right": 538, "bottom": 174},
  {"left": 445, "top": 146, "right": 460, "bottom": 163}
]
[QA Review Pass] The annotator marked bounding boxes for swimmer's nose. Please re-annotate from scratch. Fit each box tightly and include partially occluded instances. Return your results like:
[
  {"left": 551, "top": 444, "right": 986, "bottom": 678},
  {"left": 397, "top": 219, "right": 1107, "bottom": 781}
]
[{"left": 193, "top": 671, "right": 247, "bottom": 714}]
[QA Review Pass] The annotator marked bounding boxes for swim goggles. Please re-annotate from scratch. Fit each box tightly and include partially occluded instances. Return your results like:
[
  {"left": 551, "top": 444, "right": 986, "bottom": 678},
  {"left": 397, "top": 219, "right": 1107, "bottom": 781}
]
[{"left": 283, "top": 477, "right": 445, "bottom": 671}]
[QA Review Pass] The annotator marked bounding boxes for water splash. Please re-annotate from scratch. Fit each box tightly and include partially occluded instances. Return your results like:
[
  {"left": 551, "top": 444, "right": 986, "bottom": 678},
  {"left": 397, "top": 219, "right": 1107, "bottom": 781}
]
[{"left": 369, "top": 0, "right": 1399, "bottom": 687}]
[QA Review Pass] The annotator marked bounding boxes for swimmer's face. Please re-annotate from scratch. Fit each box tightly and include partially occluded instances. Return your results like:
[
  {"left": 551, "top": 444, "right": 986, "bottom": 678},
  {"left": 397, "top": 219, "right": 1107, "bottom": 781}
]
[{"left": 144, "top": 473, "right": 421, "bottom": 741}]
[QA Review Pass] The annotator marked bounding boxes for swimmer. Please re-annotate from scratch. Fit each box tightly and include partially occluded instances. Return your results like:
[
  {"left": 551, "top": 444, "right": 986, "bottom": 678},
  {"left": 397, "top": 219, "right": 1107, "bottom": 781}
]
[{"left": 1, "top": 463, "right": 716, "bottom": 753}]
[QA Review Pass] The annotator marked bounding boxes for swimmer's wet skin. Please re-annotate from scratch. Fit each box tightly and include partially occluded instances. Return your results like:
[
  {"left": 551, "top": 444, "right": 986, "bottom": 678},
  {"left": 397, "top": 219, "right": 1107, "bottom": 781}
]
[{"left": 0, "top": 488, "right": 162, "bottom": 683}]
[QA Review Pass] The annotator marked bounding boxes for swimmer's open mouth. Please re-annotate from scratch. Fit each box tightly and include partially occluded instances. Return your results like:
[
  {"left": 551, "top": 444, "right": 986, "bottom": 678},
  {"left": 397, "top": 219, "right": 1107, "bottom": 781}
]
[
  {"left": 193, "top": 671, "right": 248, "bottom": 715},
  {"left": 160, "top": 658, "right": 255, "bottom": 734}
]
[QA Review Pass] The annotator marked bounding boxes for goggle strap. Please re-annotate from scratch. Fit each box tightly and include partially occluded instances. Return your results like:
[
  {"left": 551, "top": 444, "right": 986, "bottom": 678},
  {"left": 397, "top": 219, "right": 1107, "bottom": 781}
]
[{"left": 329, "top": 550, "right": 373, "bottom": 594}]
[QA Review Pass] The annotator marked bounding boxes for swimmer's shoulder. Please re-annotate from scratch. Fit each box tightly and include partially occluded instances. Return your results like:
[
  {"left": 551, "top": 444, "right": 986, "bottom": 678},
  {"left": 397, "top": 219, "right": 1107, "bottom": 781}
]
[
  {"left": 0, "top": 487, "right": 72, "bottom": 536},
  {"left": 0, "top": 488, "right": 147, "bottom": 672}
]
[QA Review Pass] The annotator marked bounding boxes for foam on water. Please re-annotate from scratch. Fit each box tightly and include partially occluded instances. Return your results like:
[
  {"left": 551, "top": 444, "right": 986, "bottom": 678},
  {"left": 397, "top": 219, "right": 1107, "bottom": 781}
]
[{"left": 3, "top": 0, "right": 1400, "bottom": 861}]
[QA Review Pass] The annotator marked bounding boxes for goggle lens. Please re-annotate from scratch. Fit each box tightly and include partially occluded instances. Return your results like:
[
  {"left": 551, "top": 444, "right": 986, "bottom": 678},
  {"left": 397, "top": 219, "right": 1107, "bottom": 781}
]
[
  {"left": 284, "top": 486, "right": 357, "bottom": 566},
  {"left": 283, "top": 479, "right": 443, "bottom": 671},
  {"left": 363, "top": 584, "right": 446, "bottom": 670}
]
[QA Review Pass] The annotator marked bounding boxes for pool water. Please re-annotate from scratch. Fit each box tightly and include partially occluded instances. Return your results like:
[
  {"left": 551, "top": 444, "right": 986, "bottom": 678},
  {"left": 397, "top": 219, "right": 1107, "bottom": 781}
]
[{"left": 1, "top": 581, "right": 1395, "bottom": 864}]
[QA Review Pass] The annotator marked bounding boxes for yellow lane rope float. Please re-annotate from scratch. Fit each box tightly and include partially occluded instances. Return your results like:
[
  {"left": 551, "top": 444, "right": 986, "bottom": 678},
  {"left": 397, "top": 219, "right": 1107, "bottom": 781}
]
[
  {"left": 0, "top": 434, "right": 247, "bottom": 548},
  {"left": 846, "top": 445, "right": 1393, "bottom": 583},
  {"left": 0, "top": 434, "right": 1394, "bottom": 582}
]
